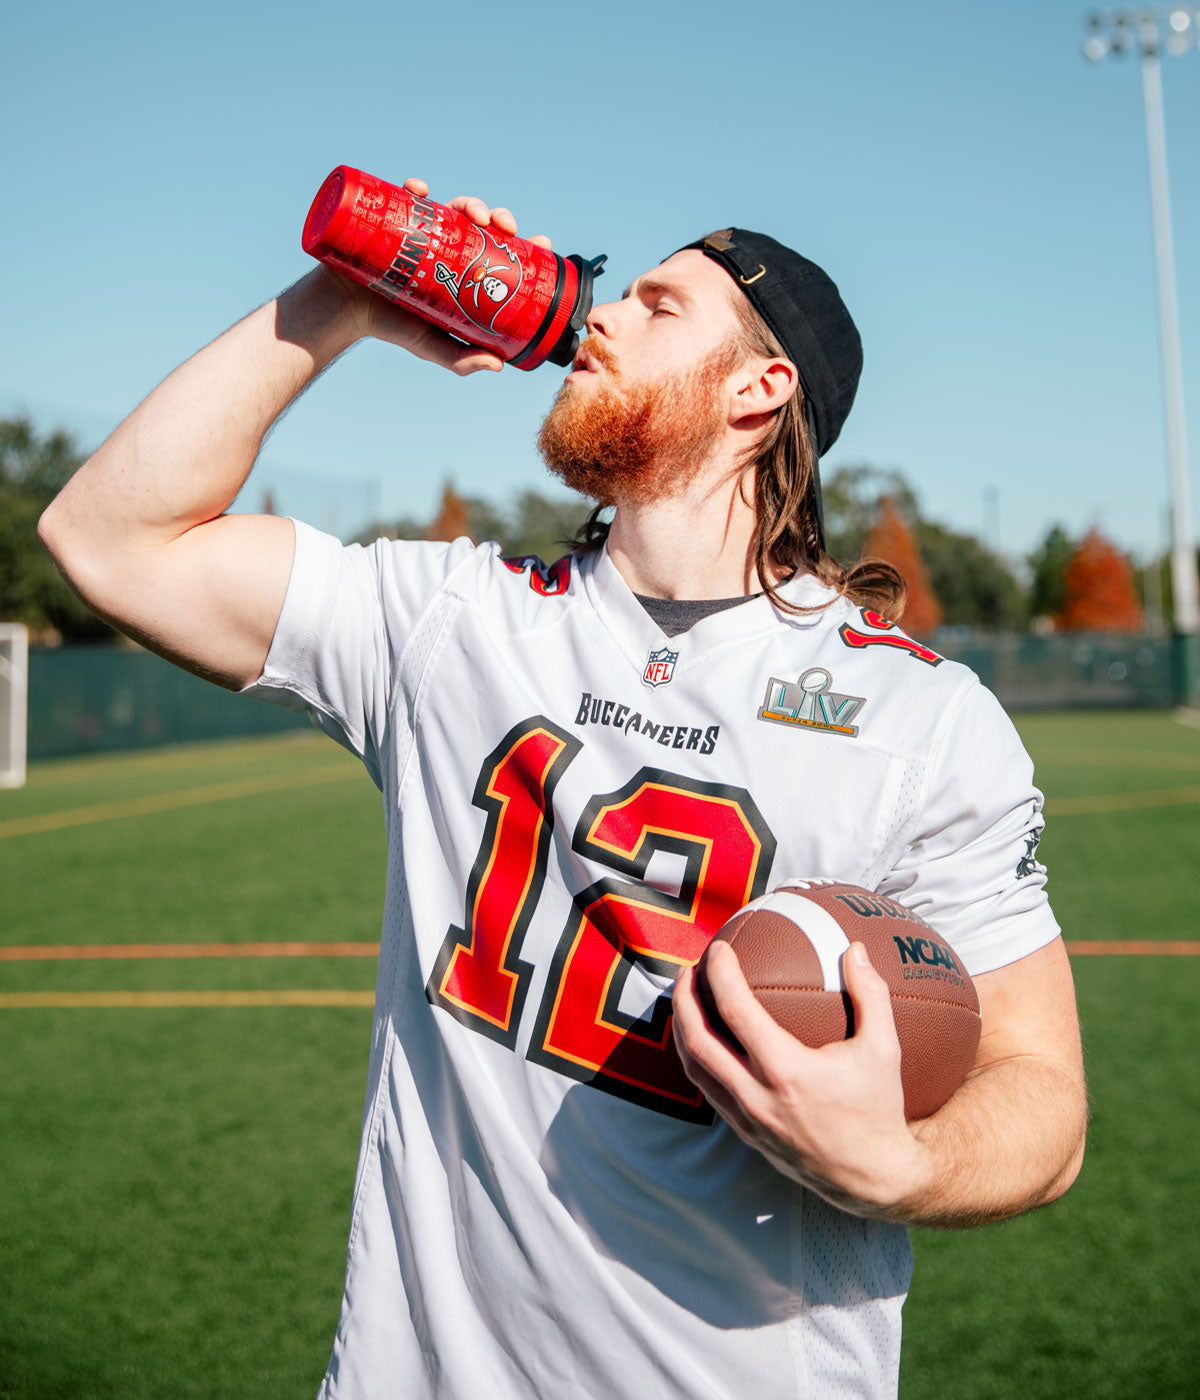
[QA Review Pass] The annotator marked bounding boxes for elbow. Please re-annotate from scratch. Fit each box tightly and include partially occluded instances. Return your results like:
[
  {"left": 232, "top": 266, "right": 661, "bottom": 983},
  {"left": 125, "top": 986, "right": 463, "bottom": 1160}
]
[
  {"left": 38, "top": 495, "right": 85, "bottom": 591},
  {"left": 1041, "top": 1134, "right": 1086, "bottom": 1206},
  {"left": 38, "top": 484, "right": 89, "bottom": 570},
  {"left": 1041, "top": 1136, "right": 1086, "bottom": 1204},
  {"left": 38, "top": 484, "right": 114, "bottom": 614},
  {"left": 37, "top": 497, "right": 81, "bottom": 591},
  {"left": 39, "top": 443, "right": 104, "bottom": 556},
  {"left": 37, "top": 496, "right": 66, "bottom": 559}
]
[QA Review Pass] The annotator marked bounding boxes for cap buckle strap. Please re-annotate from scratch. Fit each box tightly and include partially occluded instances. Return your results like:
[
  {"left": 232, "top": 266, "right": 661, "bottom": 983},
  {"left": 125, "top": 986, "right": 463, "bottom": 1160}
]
[{"left": 700, "top": 235, "right": 767, "bottom": 287}]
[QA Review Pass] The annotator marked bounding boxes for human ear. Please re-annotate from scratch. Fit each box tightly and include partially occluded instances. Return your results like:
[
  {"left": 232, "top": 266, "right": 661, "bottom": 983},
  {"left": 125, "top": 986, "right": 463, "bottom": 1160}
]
[{"left": 729, "top": 357, "right": 798, "bottom": 425}]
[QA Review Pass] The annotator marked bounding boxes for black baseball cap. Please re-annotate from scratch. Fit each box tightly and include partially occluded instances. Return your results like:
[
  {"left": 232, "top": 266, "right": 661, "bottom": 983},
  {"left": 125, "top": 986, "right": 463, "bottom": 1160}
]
[{"left": 679, "top": 229, "right": 863, "bottom": 547}]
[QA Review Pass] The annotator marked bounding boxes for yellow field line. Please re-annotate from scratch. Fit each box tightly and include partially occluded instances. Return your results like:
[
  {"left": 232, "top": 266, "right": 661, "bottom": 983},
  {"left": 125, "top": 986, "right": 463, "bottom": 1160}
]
[
  {"left": 1049, "top": 784, "right": 1200, "bottom": 815},
  {"left": 2, "top": 937, "right": 1197, "bottom": 966},
  {"left": 0, "top": 990, "right": 374, "bottom": 1009},
  {"left": 0, "top": 945, "right": 1195, "bottom": 1011},
  {"left": 28, "top": 731, "right": 326, "bottom": 787},
  {"left": 0, "top": 764, "right": 361, "bottom": 839}
]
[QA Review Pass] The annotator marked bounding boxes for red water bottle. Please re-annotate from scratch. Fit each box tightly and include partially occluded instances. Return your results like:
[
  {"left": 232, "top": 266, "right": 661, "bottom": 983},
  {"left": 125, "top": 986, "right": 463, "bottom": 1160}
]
[{"left": 302, "top": 166, "right": 605, "bottom": 371}]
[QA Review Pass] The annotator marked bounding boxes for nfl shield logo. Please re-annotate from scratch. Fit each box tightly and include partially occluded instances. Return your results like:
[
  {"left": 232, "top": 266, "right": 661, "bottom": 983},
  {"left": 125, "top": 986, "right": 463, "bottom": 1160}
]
[{"left": 642, "top": 646, "right": 679, "bottom": 688}]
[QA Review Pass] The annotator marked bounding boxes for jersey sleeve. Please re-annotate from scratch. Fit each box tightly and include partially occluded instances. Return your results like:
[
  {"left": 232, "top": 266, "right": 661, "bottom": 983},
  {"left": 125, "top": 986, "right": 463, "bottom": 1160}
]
[
  {"left": 876, "top": 680, "right": 1060, "bottom": 977},
  {"left": 241, "top": 518, "right": 477, "bottom": 788}
]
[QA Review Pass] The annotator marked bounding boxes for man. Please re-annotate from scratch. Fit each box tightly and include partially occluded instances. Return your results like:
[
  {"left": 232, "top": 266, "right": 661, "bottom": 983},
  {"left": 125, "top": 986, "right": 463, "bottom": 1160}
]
[{"left": 40, "top": 178, "right": 1086, "bottom": 1399}]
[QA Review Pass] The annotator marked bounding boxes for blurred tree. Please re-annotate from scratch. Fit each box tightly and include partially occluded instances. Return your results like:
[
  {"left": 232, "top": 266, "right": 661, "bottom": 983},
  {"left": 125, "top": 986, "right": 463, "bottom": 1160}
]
[
  {"left": 1027, "top": 524, "right": 1076, "bottom": 622},
  {"left": 824, "top": 463, "right": 1025, "bottom": 629},
  {"left": 464, "top": 495, "right": 509, "bottom": 548},
  {"left": 426, "top": 484, "right": 472, "bottom": 543},
  {"left": 359, "top": 487, "right": 591, "bottom": 559},
  {"left": 822, "top": 463, "right": 918, "bottom": 563},
  {"left": 358, "top": 515, "right": 426, "bottom": 542},
  {"left": 358, "top": 466, "right": 1036, "bottom": 633},
  {"left": 0, "top": 415, "right": 114, "bottom": 642},
  {"left": 1055, "top": 528, "right": 1143, "bottom": 632},
  {"left": 862, "top": 495, "right": 943, "bottom": 636},
  {"left": 499, "top": 490, "right": 592, "bottom": 560},
  {"left": 915, "top": 521, "right": 1027, "bottom": 630}
]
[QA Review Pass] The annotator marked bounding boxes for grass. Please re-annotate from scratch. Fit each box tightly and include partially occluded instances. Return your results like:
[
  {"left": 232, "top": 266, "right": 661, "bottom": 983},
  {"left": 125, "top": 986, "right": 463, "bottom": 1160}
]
[
  {"left": 1, "top": 736, "right": 383, "bottom": 949},
  {"left": 1, "top": 714, "right": 1198, "bottom": 1399},
  {"left": 0, "top": 1007, "right": 368, "bottom": 1399},
  {"left": 901, "top": 958, "right": 1200, "bottom": 1400}
]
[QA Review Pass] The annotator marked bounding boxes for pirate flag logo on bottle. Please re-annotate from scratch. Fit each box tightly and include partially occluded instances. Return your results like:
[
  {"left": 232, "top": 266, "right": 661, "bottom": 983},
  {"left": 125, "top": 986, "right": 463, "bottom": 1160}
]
[
  {"left": 433, "top": 228, "right": 522, "bottom": 332},
  {"left": 302, "top": 166, "right": 606, "bottom": 371}
]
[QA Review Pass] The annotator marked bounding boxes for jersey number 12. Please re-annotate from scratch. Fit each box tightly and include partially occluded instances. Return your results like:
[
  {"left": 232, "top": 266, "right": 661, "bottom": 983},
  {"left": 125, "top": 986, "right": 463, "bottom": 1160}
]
[{"left": 426, "top": 717, "right": 777, "bottom": 1121}]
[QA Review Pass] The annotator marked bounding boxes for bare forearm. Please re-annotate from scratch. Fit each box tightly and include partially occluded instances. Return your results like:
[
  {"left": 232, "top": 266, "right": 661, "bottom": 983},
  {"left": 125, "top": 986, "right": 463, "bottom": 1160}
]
[
  {"left": 41, "top": 268, "right": 360, "bottom": 554},
  {"left": 875, "top": 1056, "right": 1087, "bottom": 1229},
  {"left": 675, "top": 938, "right": 1087, "bottom": 1234}
]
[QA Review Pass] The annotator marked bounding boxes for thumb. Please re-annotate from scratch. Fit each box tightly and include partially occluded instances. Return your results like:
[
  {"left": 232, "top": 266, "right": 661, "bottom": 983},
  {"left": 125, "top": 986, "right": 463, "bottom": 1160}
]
[{"left": 842, "top": 942, "right": 898, "bottom": 1046}]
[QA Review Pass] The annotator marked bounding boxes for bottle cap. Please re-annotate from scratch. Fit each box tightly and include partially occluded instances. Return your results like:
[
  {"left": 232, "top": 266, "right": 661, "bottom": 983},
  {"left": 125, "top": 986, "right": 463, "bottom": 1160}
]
[{"left": 512, "top": 252, "right": 607, "bottom": 371}]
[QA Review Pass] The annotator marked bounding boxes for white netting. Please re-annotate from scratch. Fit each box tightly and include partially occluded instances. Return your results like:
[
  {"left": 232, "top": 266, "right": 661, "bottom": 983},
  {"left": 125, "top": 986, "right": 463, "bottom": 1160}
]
[{"left": 0, "top": 624, "right": 29, "bottom": 788}]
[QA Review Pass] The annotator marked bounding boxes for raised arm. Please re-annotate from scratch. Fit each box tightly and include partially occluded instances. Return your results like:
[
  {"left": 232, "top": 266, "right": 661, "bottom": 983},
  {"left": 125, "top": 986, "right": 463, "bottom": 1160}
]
[{"left": 37, "top": 182, "right": 531, "bottom": 690}]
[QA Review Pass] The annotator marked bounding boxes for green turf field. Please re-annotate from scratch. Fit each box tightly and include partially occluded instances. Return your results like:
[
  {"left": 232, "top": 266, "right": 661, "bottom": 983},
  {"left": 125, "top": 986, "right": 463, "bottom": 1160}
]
[{"left": 1, "top": 714, "right": 1197, "bottom": 1399}]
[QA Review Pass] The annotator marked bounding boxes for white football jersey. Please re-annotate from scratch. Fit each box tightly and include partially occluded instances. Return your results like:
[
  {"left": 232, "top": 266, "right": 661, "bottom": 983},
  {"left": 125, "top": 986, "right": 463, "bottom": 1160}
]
[{"left": 246, "top": 520, "right": 1058, "bottom": 1400}]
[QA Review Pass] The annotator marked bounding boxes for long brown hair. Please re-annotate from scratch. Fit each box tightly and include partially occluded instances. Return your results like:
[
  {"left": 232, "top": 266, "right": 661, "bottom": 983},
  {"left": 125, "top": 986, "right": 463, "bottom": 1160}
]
[{"left": 572, "top": 294, "right": 907, "bottom": 618}]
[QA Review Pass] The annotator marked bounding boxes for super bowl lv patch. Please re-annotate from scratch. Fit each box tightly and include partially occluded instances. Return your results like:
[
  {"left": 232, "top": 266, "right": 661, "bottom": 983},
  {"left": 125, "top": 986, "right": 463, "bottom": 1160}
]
[{"left": 757, "top": 667, "right": 865, "bottom": 737}]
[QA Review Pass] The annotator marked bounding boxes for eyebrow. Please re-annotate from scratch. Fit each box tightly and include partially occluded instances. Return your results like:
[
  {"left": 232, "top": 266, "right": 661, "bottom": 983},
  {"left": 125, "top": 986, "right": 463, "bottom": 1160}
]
[{"left": 620, "top": 276, "right": 696, "bottom": 307}]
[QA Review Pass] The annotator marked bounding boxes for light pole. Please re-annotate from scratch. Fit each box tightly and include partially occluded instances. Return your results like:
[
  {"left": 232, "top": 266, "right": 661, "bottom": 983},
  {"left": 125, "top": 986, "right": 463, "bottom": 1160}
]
[{"left": 1084, "top": 8, "right": 1200, "bottom": 694}]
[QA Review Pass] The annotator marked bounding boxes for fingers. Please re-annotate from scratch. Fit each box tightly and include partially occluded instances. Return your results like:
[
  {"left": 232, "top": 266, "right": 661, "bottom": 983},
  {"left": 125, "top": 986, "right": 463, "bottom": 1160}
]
[
  {"left": 675, "top": 1045, "right": 761, "bottom": 1144},
  {"left": 445, "top": 349, "right": 505, "bottom": 376},
  {"left": 841, "top": 943, "right": 901, "bottom": 1054},
  {"left": 698, "top": 941, "right": 819, "bottom": 1088},
  {"left": 449, "top": 195, "right": 498, "bottom": 227},
  {"left": 367, "top": 302, "right": 502, "bottom": 374},
  {"left": 673, "top": 959, "right": 771, "bottom": 1109},
  {"left": 674, "top": 963, "right": 749, "bottom": 1078},
  {"left": 447, "top": 195, "right": 551, "bottom": 250},
  {"left": 679, "top": 941, "right": 898, "bottom": 1095},
  {"left": 374, "top": 182, "right": 544, "bottom": 367},
  {"left": 422, "top": 332, "right": 504, "bottom": 375}
]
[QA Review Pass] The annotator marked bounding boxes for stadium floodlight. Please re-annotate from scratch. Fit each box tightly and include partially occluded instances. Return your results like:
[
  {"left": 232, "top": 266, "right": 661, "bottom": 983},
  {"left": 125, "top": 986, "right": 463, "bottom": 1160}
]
[
  {"left": 0, "top": 623, "right": 29, "bottom": 789},
  {"left": 1083, "top": 7, "right": 1200, "bottom": 655}
]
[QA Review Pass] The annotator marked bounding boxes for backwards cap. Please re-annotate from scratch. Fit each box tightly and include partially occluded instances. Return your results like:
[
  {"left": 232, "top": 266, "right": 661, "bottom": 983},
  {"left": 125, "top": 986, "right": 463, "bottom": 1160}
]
[{"left": 679, "top": 230, "right": 863, "bottom": 547}]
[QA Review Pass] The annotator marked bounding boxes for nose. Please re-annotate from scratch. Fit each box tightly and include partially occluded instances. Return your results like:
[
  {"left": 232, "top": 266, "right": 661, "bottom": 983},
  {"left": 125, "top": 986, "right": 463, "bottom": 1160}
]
[{"left": 585, "top": 296, "right": 620, "bottom": 340}]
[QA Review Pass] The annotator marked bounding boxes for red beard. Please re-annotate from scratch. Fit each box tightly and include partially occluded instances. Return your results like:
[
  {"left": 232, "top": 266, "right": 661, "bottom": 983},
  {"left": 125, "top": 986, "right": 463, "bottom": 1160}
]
[{"left": 536, "top": 338, "right": 739, "bottom": 507}]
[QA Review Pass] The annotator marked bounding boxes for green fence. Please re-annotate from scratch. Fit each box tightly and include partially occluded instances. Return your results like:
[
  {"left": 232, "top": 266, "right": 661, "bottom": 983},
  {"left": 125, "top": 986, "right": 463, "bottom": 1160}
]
[
  {"left": 932, "top": 631, "right": 1175, "bottom": 709},
  {"left": 25, "top": 631, "right": 1186, "bottom": 763},
  {"left": 29, "top": 647, "right": 308, "bottom": 761}
]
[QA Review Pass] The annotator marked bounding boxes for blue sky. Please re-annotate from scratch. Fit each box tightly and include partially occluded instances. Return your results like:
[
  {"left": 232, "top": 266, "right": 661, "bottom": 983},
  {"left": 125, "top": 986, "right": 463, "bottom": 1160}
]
[{"left": 4, "top": 0, "right": 1199, "bottom": 563}]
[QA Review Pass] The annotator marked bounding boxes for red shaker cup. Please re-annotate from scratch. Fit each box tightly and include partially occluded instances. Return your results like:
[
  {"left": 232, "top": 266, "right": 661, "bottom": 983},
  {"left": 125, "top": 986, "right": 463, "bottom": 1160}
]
[{"left": 302, "top": 166, "right": 606, "bottom": 371}]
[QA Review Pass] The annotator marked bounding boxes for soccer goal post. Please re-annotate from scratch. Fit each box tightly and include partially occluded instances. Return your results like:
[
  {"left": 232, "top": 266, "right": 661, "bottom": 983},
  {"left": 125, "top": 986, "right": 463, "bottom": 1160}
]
[{"left": 0, "top": 623, "right": 29, "bottom": 788}]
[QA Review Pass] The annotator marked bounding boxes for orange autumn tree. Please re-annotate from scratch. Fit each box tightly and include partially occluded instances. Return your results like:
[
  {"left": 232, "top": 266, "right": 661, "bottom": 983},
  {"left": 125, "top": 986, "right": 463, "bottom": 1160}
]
[
  {"left": 862, "top": 495, "right": 943, "bottom": 637},
  {"left": 427, "top": 483, "right": 473, "bottom": 543},
  {"left": 1055, "top": 528, "right": 1142, "bottom": 632}
]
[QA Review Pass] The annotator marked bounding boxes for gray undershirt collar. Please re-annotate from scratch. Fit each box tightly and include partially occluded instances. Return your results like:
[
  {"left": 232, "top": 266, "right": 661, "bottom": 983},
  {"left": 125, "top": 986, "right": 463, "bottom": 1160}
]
[{"left": 634, "top": 592, "right": 760, "bottom": 638}]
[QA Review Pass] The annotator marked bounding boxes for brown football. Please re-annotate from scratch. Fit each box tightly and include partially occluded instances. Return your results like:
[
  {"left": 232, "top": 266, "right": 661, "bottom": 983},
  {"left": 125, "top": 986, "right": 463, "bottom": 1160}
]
[{"left": 695, "top": 878, "right": 981, "bottom": 1120}]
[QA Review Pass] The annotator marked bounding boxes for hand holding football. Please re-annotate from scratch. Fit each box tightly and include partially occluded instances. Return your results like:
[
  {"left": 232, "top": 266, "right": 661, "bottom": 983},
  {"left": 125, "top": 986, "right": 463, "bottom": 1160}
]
[{"left": 695, "top": 879, "right": 981, "bottom": 1119}]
